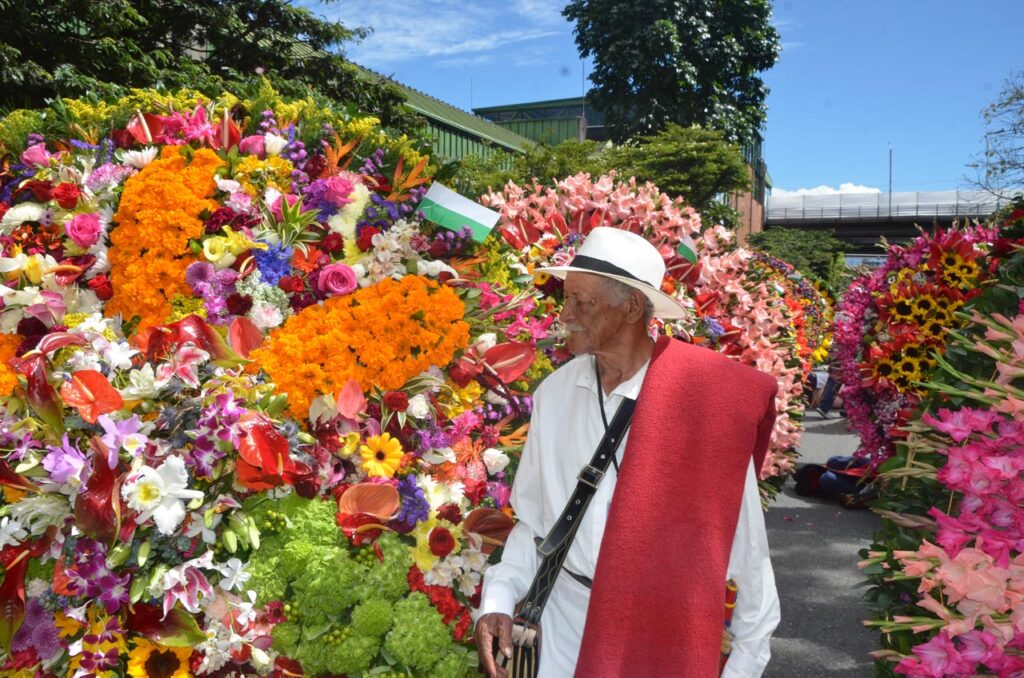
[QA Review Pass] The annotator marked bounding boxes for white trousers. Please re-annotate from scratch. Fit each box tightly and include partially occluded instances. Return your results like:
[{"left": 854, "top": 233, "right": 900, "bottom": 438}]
[{"left": 536, "top": 571, "right": 592, "bottom": 678}]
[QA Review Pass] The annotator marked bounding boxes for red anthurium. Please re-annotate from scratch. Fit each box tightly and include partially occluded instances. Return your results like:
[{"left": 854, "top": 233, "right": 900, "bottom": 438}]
[
  {"left": 125, "top": 112, "right": 165, "bottom": 145},
  {"left": 337, "top": 483, "right": 400, "bottom": 520},
  {"left": 34, "top": 332, "right": 88, "bottom": 356},
  {"left": 60, "top": 371, "right": 123, "bottom": 424},
  {"left": 145, "top": 314, "right": 244, "bottom": 368},
  {"left": 482, "top": 342, "right": 535, "bottom": 384},
  {"left": 11, "top": 354, "right": 63, "bottom": 435},
  {"left": 209, "top": 114, "right": 242, "bottom": 151},
  {"left": 448, "top": 354, "right": 483, "bottom": 388},
  {"left": 228, "top": 316, "right": 263, "bottom": 358},
  {"left": 125, "top": 602, "right": 207, "bottom": 647},
  {"left": 463, "top": 508, "right": 515, "bottom": 555},
  {"left": 73, "top": 438, "right": 123, "bottom": 544},
  {"left": 0, "top": 526, "right": 56, "bottom": 653},
  {"left": 235, "top": 413, "right": 297, "bottom": 491},
  {"left": 0, "top": 461, "right": 40, "bottom": 495},
  {"left": 335, "top": 512, "right": 388, "bottom": 546}
]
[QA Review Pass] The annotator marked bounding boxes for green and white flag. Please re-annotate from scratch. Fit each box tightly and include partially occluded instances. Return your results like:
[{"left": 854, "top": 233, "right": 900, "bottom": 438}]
[
  {"left": 418, "top": 183, "right": 500, "bottom": 243},
  {"left": 676, "top": 234, "right": 698, "bottom": 264}
]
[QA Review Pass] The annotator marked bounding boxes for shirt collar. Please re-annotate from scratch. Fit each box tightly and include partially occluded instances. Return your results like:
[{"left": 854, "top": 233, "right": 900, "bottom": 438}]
[{"left": 577, "top": 355, "right": 651, "bottom": 401}]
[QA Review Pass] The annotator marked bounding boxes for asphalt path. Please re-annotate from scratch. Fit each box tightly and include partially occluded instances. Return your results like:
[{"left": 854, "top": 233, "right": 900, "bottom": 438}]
[{"left": 764, "top": 411, "right": 880, "bottom": 677}]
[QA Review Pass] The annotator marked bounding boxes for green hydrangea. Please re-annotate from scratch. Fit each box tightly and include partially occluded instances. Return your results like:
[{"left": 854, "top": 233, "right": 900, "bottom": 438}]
[
  {"left": 430, "top": 645, "right": 478, "bottom": 678},
  {"left": 350, "top": 599, "right": 394, "bottom": 638},
  {"left": 299, "top": 630, "right": 380, "bottom": 676},
  {"left": 271, "top": 620, "right": 303, "bottom": 656},
  {"left": 291, "top": 548, "right": 363, "bottom": 625},
  {"left": 383, "top": 592, "right": 453, "bottom": 672},
  {"left": 356, "top": 532, "right": 412, "bottom": 603}
]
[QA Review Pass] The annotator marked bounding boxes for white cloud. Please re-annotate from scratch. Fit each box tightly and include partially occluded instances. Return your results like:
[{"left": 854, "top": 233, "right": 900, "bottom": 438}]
[
  {"left": 772, "top": 182, "right": 881, "bottom": 197},
  {"left": 313, "top": 2, "right": 564, "bottom": 66}
]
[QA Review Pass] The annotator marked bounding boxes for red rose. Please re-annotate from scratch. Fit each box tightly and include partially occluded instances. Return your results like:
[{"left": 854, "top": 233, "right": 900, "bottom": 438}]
[
  {"left": 428, "top": 526, "right": 456, "bottom": 558},
  {"left": 382, "top": 391, "right": 409, "bottom": 412},
  {"left": 436, "top": 503, "right": 463, "bottom": 524},
  {"left": 87, "top": 274, "right": 113, "bottom": 301},
  {"left": 356, "top": 226, "right": 380, "bottom": 251},
  {"left": 321, "top": 232, "right": 343, "bottom": 253},
  {"left": 52, "top": 183, "right": 81, "bottom": 209}
]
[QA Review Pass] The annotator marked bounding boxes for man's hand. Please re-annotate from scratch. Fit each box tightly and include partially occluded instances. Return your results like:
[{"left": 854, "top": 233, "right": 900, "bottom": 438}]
[{"left": 475, "top": 612, "right": 513, "bottom": 678}]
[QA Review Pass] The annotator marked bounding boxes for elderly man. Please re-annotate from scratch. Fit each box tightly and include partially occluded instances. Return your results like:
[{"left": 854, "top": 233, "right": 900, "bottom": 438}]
[{"left": 476, "top": 227, "right": 780, "bottom": 678}]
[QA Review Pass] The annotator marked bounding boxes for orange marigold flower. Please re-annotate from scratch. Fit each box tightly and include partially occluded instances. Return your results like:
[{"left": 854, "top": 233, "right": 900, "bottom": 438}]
[
  {"left": 250, "top": 275, "right": 470, "bottom": 419},
  {"left": 0, "top": 333, "right": 22, "bottom": 397}
]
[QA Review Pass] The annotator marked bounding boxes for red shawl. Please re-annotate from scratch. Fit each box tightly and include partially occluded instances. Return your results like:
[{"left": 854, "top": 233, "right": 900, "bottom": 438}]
[{"left": 575, "top": 336, "right": 777, "bottom": 677}]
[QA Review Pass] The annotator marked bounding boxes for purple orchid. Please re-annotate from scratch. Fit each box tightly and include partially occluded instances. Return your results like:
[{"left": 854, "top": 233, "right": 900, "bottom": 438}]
[
  {"left": 97, "top": 571, "right": 131, "bottom": 613},
  {"left": 41, "top": 434, "right": 88, "bottom": 487},
  {"left": 97, "top": 413, "right": 148, "bottom": 467}
]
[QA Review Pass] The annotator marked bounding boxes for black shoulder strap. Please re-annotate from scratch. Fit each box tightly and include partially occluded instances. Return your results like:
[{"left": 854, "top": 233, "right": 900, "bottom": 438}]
[{"left": 515, "top": 397, "right": 636, "bottom": 625}]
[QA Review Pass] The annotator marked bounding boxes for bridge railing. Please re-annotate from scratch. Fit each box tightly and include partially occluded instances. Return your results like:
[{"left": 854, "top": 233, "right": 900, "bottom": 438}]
[{"left": 766, "top": 190, "right": 1017, "bottom": 221}]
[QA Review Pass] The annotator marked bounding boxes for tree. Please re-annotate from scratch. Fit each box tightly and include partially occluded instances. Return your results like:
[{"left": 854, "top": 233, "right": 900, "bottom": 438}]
[
  {"left": 606, "top": 124, "right": 750, "bottom": 226},
  {"left": 746, "top": 227, "right": 849, "bottom": 289},
  {"left": 972, "top": 69, "right": 1024, "bottom": 195},
  {"left": 455, "top": 124, "right": 749, "bottom": 227},
  {"left": 0, "top": 0, "right": 416, "bottom": 129},
  {"left": 563, "top": 0, "right": 780, "bottom": 144}
]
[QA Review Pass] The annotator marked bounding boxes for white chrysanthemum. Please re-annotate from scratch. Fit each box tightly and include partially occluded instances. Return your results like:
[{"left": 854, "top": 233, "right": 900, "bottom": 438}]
[
  {"left": 2, "top": 493, "right": 70, "bottom": 535},
  {"left": 263, "top": 132, "right": 287, "bottom": 156},
  {"left": 120, "top": 363, "right": 160, "bottom": 400},
  {"left": 407, "top": 394, "right": 431, "bottom": 420},
  {"left": 122, "top": 456, "right": 204, "bottom": 535},
  {"left": 415, "top": 259, "right": 457, "bottom": 279},
  {"left": 417, "top": 473, "right": 465, "bottom": 511},
  {"left": 122, "top": 146, "right": 159, "bottom": 169},
  {"left": 248, "top": 301, "right": 284, "bottom": 331},
  {"left": 0, "top": 203, "right": 44, "bottom": 234}
]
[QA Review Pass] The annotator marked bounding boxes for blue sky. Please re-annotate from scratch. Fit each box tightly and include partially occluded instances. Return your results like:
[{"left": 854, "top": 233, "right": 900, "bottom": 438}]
[{"left": 307, "top": 1, "right": 1024, "bottom": 196}]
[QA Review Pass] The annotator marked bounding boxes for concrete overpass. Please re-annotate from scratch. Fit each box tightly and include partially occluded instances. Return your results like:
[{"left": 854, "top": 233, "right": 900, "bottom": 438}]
[{"left": 764, "top": 190, "right": 1017, "bottom": 260}]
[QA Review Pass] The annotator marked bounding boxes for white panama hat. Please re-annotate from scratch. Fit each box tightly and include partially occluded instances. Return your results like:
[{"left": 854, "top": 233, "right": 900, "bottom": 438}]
[{"left": 537, "top": 227, "right": 688, "bottom": 319}]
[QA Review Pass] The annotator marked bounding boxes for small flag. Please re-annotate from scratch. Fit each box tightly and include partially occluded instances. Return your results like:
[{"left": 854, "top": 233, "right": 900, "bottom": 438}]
[
  {"left": 676, "top": 234, "right": 698, "bottom": 264},
  {"left": 418, "top": 183, "right": 500, "bottom": 243}
]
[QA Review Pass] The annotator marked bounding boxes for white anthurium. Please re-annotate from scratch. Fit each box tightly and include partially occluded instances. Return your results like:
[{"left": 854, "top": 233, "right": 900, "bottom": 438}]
[
  {"left": 482, "top": 448, "right": 510, "bottom": 475},
  {"left": 421, "top": 447, "right": 456, "bottom": 466},
  {"left": 122, "top": 456, "right": 204, "bottom": 535}
]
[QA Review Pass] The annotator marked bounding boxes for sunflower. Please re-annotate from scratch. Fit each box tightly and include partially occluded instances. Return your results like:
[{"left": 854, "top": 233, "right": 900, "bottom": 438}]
[
  {"left": 888, "top": 298, "right": 916, "bottom": 323},
  {"left": 920, "top": 320, "right": 947, "bottom": 341},
  {"left": 360, "top": 432, "right": 405, "bottom": 478},
  {"left": 127, "top": 638, "right": 192, "bottom": 678},
  {"left": 872, "top": 358, "right": 896, "bottom": 382},
  {"left": 910, "top": 296, "right": 937, "bottom": 321}
]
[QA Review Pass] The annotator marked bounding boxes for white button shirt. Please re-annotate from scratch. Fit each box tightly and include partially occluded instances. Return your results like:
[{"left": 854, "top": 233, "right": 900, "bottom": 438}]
[{"left": 479, "top": 355, "right": 780, "bottom": 677}]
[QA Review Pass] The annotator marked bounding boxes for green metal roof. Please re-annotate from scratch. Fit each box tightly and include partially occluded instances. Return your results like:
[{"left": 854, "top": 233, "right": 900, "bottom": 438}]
[
  {"left": 353, "top": 65, "right": 533, "bottom": 154},
  {"left": 474, "top": 97, "right": 586, "bottom": 114}
]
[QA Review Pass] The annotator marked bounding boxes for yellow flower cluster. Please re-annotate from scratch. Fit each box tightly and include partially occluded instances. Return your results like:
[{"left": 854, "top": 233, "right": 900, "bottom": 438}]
[
  {"left": 232, "top": 154, "right": 295, "bottom": 195},
  {"left": 251, "top": 275, "right": 470, "bottom": 420},
  {"left": 106, "top": 146, "right": 223, "bottom": 330},
  {"left": 0, "top": 333, "right": 22, "bottom": 397}
]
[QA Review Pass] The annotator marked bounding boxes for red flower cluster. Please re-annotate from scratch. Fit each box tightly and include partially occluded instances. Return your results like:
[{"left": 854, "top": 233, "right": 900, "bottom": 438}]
[{"left": 407, "top": 566, "right": 472, "bottom": 641}]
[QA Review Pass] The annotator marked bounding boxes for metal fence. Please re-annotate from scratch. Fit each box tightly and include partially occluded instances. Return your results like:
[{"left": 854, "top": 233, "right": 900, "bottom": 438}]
[{"left": 766, "top": 190, "right": 1019, "bottom": 221}]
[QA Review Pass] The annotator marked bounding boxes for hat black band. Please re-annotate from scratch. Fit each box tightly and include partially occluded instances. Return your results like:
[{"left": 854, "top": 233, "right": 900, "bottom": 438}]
[{"left": 567, "top": 255, "right": 652, "bottom": 288}]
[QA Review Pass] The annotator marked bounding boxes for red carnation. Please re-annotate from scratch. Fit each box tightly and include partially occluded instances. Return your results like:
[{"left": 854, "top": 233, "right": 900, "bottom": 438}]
[
  {"left": 87, "top": 274, "right": 113, "bottom": 301},
  {"left": 277, "top": 275, "right": 305, "bottom": 294},
  {"left": 382, "top": 391, "right": 409, "bottom": 412},
  {"left": 463, "top": 477, "right": 488, "bottom": 505},
  {"left": 321, "top": 232, "right": 343, "bottom": 253},
  {"left": 21, "top": 180, "right": 52, "bottom": 202},
  {"left": 226, "top": 293, "right": 253, "bottom": 316},
  {"left": 51, "top": 183, "right": 81, "bottom": 209},
  {"left": 436, "top": 503, "right": 463, "bottom": 524},
  {"left": 356, "top": 226, "right": 380, "bottom": 252},
  {"left": 428, "top": 526, "right": 456, "bottom": 558}
]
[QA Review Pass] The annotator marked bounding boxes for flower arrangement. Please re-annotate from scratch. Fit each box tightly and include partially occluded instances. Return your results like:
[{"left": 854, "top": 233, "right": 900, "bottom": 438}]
[
  {"left": 482, "top": 174, "right": 810, "bottom": 484},
  {"left": 832, "top": 226, "right": 997, "bottom": 462},
  {"left": 0, "top": 83, "right": 820, "bottom": 675},
  {"left": 858, "top": 208, "right": 1024, "bottom": 676}
]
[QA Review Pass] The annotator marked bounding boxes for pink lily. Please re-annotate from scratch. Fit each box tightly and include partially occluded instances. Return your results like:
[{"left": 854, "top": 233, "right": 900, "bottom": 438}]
[
  {"left": 162, "top": 551, "right": 215, "bottom": 617},
  {"left": 155, "top": 345, "right": 211, "bottom": 388}
]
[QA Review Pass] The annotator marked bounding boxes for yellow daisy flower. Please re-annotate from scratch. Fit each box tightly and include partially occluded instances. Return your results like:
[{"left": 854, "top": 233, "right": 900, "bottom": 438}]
[
  {"left": 360, "top": 433, "right": 404, "bottom": 478},
  {"left": 127, "top": 638, "right": 192, "bottom": 678}
]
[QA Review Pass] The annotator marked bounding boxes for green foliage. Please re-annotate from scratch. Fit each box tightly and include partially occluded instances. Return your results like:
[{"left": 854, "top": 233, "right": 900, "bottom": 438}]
[
  {"left": 456, "top": 125, "right": 750, "bottom": 228},
  {"left": 747, "top": 227, "right": 849, "bottom": 288},
  {"left": 455, "top": 140, "right": 611, "bottom": 197},
  {"left": 563, "top": 0, "right": 780, "bottom": 143},
  {"left": 606, "top": 124, "right": 750, "bottom": 226},
  {"left": 0, "top": 0, "right": 417, "bottom": 130}
]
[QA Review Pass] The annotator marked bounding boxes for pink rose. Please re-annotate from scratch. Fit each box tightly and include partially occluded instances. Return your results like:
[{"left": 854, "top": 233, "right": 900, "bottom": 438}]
[
  {"left": 317, "top": 262, "right": 358, "bottom": 297},
  {"left": 270, "top": 194, "right": 299, "bottom": 222},
  {"left": 21, "top": 144, "right": 53, "bottom": 167},
  {"left": 65, "top": 213, "right": 102, "bottom": 248},
  {"left": 322, "top": 176, "right": 356, "bottom": 208},
  {"left": 238, "top": 135, "right": 266, "bottom": 158}
]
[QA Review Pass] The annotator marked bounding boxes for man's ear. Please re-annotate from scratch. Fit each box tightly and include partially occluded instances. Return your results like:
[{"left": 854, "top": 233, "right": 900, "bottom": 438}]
[{"left": 625, "top": 290, "right": 646, "bottom": 323}]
